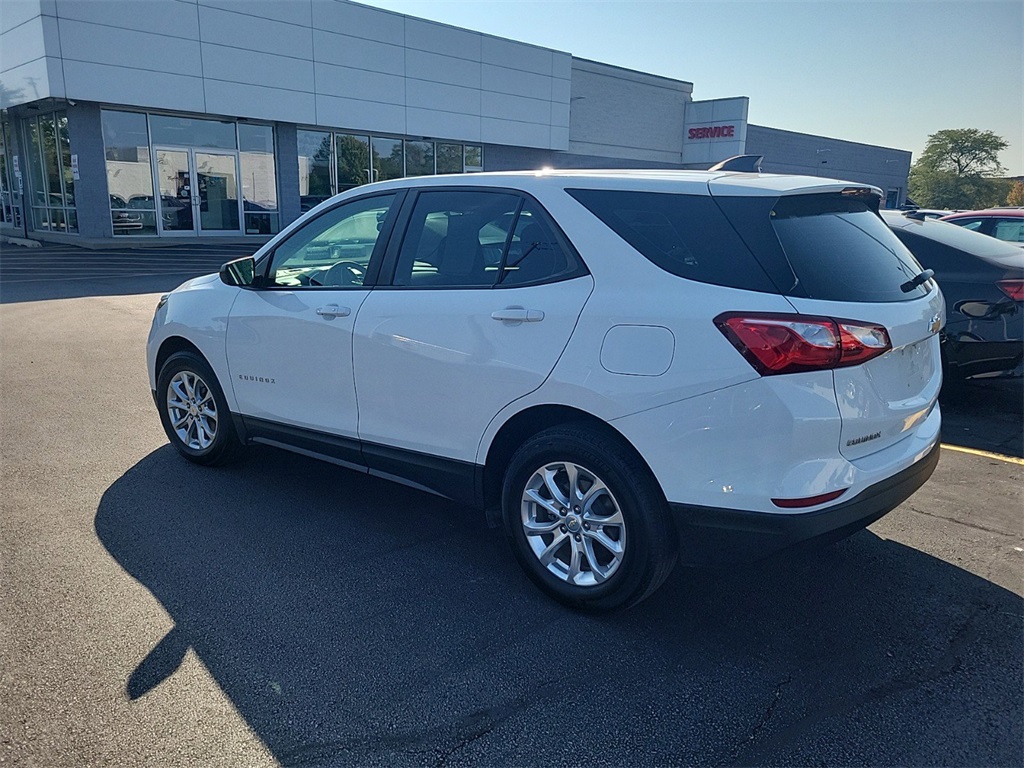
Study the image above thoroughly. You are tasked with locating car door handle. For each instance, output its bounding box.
[316,304,351,318]
[491,307,544,323]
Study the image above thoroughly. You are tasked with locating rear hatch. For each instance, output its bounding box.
[711,182,944,460]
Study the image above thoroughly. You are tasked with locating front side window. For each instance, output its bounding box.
[267,193,397,288]
[952,218,985,232]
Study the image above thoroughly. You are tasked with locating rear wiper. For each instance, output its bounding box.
[901,269,934,293]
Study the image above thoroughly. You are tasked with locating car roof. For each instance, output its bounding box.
[356,170,883,198]
[942,208,1024,219]
[882,210,1024,269]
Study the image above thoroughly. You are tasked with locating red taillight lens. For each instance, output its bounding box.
[997,279,1024,301]
[715,312,891,375]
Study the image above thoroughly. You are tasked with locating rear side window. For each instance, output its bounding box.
[567,189,778,292]
[769,195,929,302]
[993,219,1024,243]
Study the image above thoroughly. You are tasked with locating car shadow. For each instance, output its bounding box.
[940,377,1023,456]
[95,446,1023,766]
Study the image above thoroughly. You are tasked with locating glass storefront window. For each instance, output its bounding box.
[336,133,370,192]
[240,123,279,234]
[102,110,156,236]
[436,143,463,174]
[25,111,77,233]
[298,129,332,211]
[58,116,74,205]
[295,127,482,209]
[150,115,236,149]
[405,140,435,176]
[0,120,19,228]
[372,137,403,182]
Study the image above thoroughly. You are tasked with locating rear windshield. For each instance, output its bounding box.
[768,195,929,302]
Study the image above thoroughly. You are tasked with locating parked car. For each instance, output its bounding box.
[148,171,943,610]
[940,208,1024,247]
[882,210,1023,382]
[900,208,954,220]
[109,195,143,233]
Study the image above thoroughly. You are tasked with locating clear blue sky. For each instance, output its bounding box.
[359,0,1023,175]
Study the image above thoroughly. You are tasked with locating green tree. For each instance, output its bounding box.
[1006,180,1024,206]
[909,129,1009,209]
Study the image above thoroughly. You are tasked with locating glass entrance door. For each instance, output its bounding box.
[155,148,195,234]
[154,147,242,236]
[195,151,240,233]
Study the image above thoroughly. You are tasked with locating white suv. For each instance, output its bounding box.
[148,170,943,610]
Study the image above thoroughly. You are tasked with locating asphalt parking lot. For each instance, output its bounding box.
[1,242,1021,766]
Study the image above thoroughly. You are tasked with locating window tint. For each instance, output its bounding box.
[268,194,396,288]
[567,189,778,292]
[890,229,999,276]
[497,201,581,287]
[993,219,1024,243]
[953,218,985,232]
[393,191,520,287]
[770,195,928,302]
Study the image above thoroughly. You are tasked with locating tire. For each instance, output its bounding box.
[501,424,678,612]
[157,351,244,466]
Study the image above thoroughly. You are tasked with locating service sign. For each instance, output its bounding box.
[687,125,736,140]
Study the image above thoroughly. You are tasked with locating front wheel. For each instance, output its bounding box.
[157,351,243,466]
[501,425,678,611]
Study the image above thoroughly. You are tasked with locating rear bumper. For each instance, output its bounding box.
[670,439,941,566]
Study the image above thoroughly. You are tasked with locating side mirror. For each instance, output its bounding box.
[220,256,256,287]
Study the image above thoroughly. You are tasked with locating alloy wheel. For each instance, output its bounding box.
[520,461,626,587]
[166,370,218,451]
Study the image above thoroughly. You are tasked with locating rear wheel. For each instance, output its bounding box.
[157,351,243,466]
[501,425,678,611]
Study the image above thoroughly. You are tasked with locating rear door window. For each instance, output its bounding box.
[993,219,1024,243]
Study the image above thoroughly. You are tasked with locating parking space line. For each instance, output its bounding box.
[941,444,1024,465]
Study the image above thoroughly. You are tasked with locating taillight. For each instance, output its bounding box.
[997,279,1024,301]
[714,312,891,375]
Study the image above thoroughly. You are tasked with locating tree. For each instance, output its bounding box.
[1007,180,1024,206]
[909,129,1009,209]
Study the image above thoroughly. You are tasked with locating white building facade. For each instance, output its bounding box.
[0,0,912,243]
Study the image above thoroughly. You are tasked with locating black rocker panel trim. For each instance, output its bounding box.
[240,415,482,507]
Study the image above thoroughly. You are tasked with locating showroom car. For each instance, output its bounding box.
[148,170,943,610]
[883,210,1023,382]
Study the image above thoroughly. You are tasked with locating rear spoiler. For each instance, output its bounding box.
[708,155,764,173]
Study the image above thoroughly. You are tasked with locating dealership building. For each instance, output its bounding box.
[0,0,912,244]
